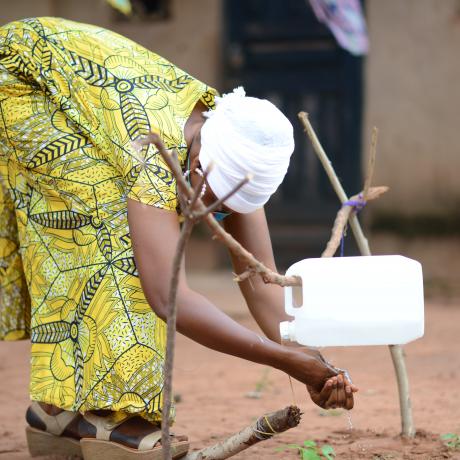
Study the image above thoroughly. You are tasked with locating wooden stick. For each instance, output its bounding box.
[298,112,415,437]
[161,218,194,458]
[183,406,302,460]
[389,345,415,438]
[196,174,252,218]
[204,214,301,286]
[363,127,378,200]
[298,112,371,256]
[133,136,200,459]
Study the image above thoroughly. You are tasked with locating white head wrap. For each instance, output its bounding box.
[199,87,294,214]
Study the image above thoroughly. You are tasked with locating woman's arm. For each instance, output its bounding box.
[127,199,355,408]
[223,208,290,342]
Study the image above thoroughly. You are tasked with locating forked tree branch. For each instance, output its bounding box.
[129,100,409,460]
[132,113,400,460]
[132,135,303,459]
[298,111,415,438]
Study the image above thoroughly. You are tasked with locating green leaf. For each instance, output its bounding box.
[321,444,336,459]
[303,440,317,448]
[441,433,456,440]
[302,448,322,460]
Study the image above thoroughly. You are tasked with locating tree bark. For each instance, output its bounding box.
[183,406,302,460]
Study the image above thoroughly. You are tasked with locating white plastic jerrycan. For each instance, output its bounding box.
[280,255,424,347]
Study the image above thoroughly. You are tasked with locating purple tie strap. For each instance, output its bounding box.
[342,194,367,212]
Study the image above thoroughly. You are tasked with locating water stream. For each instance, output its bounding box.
[346,411,354,431]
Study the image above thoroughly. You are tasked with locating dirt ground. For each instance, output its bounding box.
[1,271,459,460]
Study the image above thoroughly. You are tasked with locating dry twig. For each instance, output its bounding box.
[363,127,378,200]
[298,111,415,437]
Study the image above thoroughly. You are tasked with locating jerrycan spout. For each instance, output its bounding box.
[279,320,295,342]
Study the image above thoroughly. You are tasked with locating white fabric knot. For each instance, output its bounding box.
[199,87,294,213]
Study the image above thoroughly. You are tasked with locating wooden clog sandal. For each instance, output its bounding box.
[80,413,189,460]
[26,401,83,458]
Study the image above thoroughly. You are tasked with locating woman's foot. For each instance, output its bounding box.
[26,403,189,458]
[26,403,82,458]
[79,412,189,459]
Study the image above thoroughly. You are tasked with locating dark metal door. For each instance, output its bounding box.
[223,0,363,266]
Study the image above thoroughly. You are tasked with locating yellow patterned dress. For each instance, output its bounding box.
[0,17,216,421]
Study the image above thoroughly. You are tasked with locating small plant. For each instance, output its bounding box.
[441,433,460,450]
[245,367,271,399]
[276,439,335,459]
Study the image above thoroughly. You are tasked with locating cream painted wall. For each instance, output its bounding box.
[1,0,223,88]
[364,0,460,217]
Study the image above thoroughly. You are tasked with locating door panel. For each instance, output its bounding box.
[223,0,363,265]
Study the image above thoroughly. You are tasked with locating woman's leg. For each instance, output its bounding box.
[0,161,30,341]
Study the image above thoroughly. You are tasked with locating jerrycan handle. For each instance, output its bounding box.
[284,283,303,317]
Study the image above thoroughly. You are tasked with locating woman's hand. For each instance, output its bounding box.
[307,373,358,410]
[282,347,358,410]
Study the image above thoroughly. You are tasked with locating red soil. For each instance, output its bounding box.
[1,272,459,459]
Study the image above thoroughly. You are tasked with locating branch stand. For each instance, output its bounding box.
[134,108,415,460]
[298,112,415,438]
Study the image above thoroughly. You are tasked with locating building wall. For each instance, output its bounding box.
[1,0,223,88]
[2,1,458,282]
[3,0,458,219]
[364,0,460,218]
